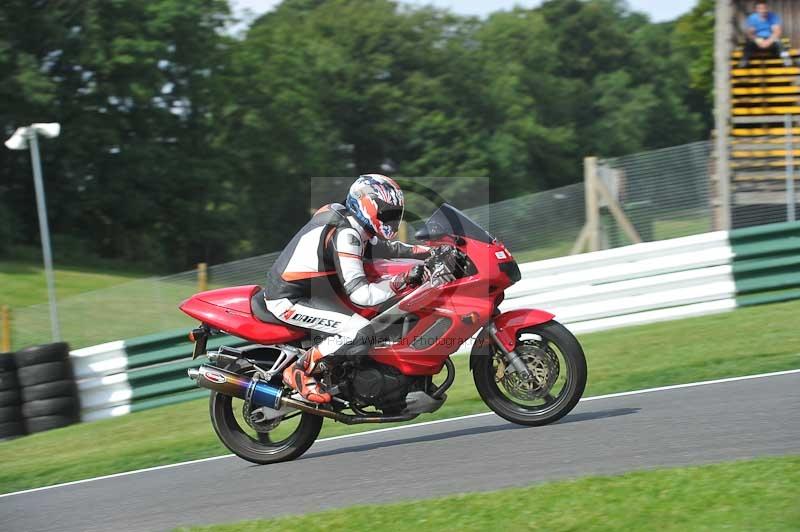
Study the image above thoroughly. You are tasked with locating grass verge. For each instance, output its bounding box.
[176,455,800,532]
[0,299,798,495]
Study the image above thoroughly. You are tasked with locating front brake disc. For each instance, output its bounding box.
[498,342,559,401]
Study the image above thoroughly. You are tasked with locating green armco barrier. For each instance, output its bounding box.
[130,389,210,413]
[731,221,800,306]
[123,328,248,412]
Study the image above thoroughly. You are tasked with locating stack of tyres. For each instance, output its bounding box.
[0,353,26,439]
[15,343,81,433]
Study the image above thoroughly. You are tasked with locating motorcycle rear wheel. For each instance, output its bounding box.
[474,320,586,427]
[208,361,323,464]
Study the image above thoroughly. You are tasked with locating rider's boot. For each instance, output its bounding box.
[282,346,332,404]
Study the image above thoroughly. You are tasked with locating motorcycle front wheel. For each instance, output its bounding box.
[209,361,322,464]
[473,320,587,427]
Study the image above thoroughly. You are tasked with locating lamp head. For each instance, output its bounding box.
[31,123,61,139]
[4,128,29,150]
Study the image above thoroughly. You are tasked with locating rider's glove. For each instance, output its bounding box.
[406,264,428,286]
[390,264,428,294]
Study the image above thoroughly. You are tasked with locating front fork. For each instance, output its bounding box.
[485,322,532,380]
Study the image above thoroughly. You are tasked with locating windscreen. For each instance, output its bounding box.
[426,203,495,244]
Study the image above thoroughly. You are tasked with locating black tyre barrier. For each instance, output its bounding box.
[25,415,74,434]
[0,353,26,439]
[17,361,73,387]
[0,388,21,407]
[0,353,15,372]
[14,342,70,368]
[22,396,80,419]
[21,379,77,403]
[0,405,23,423]
[0,370,19,391]
[0,421,26,440]
[14,343,81,434]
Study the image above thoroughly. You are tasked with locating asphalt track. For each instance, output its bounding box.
[2,370,799,532]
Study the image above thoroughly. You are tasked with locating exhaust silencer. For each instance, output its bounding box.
[188,365,283,409]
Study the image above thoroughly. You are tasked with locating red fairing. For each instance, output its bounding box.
[179,285,304,344]
[490,308,556,351]
[368,236,515,375]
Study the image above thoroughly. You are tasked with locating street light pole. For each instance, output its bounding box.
[5,123,62,342]
[27,130,61,341]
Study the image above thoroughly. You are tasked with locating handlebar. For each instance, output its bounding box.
[424,244,469,286]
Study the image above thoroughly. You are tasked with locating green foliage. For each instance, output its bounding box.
[674,0,715,105]
[0,0,710,269]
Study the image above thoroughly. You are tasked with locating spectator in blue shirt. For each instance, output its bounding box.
[740,1,793,67]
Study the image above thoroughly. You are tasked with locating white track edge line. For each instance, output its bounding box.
[1,367,798,500]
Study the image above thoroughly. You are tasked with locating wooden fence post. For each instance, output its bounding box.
[1,305,10,352]
[197,263,208,292]
[572,156,600,254]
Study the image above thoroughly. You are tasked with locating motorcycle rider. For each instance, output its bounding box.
[264,174,430,403]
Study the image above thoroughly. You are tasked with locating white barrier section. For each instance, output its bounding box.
[502,231,736,332]
[70,340,132,421]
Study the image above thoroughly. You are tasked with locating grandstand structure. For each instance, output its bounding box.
[716,1,800,229]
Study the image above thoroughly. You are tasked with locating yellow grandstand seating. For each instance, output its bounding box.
[732,75,799,84]
[731,149,800,157]
[731,67,800,76]
[729,40,800,192]
[732,96,800,104]
[734,106,800,115]
[732,127,800,136]
[733,86,800,95]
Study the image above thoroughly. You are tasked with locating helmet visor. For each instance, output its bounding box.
[377,203,404,234]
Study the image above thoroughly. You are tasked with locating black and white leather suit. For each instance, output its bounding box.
[264,203,427,359]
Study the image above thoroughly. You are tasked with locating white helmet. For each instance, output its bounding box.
[345,174,405,240]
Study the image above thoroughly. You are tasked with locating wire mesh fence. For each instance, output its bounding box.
[8,140,799,350]
[596,141,715,248]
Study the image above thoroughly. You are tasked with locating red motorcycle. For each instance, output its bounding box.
[181,204,587,464]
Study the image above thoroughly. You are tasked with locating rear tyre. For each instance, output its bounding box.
[474,320,587,427]
[208,360,323,465]
[210,392,323,465]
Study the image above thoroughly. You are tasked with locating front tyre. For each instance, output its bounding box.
[474,320,586,426]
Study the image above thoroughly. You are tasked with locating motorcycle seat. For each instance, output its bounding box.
[250,288,288,325]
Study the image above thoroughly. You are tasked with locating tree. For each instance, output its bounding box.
[673,0,714,128]
[1,0,239,268]
[0,0,712,269]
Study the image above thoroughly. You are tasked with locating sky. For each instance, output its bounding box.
[231,0,697,24]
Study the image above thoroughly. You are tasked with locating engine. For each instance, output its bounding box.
[348,363,414,410]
